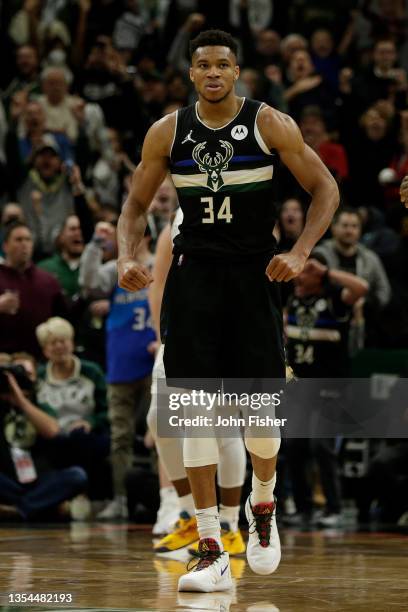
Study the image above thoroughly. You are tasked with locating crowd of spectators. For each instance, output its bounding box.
[0,0,407,528]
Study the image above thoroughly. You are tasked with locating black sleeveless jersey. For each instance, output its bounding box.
[169,98,278,260]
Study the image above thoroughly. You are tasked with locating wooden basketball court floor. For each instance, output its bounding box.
[0,523,407,612]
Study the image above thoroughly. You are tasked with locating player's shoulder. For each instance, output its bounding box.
[257,104,302,152]
[153,111,177,131]
[258,104,298,132]
[144,112,178,155]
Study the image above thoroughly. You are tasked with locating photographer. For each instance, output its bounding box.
[0,353,87,521]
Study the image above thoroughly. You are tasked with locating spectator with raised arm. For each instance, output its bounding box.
[15,135,89,259]
[38,67,83,144]
[283,49,337,125]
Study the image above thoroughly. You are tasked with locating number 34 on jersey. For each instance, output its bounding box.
[201,196,232,224]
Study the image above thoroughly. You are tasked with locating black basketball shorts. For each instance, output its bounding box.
[161,253,285,388]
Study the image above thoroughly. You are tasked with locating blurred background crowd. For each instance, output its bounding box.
[0,0,407,531]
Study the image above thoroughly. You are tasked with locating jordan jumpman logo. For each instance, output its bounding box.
[182,130,196,144]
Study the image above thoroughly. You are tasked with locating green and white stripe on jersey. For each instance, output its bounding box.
[171,164,274,197]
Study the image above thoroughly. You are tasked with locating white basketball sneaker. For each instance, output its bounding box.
[178,538,233,593]
[96,496,128,520]
[245,495,281,575]
[152,487,180,535]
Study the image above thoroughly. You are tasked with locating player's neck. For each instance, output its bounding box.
[197,94,243,129]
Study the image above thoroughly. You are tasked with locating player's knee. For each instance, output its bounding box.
[244,436,281,459]
[183,437,219,468]
[217,436,246,487]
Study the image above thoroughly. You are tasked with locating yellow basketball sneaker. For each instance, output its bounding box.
[154,512,199,554]
[188,523,246,557]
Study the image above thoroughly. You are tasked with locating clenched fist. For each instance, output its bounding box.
[118,257,153,291]
[266,251,307,282]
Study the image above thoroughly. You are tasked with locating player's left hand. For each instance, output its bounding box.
[266,251,307,282]
[400,174,408,207]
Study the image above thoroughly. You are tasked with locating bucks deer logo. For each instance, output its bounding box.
[296,304,319,340]
[192,140,234,192]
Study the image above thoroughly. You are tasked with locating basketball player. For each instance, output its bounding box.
[147,207,247,558]
[117,30,339,592]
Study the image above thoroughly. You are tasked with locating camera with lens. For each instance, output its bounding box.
[0,364,34,394]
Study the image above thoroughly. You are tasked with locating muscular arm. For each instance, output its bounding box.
[258,107,339,281]
[117,114,175,290]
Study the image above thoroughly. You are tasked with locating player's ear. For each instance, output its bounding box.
[234,65,240,81]
[189,66,194,83]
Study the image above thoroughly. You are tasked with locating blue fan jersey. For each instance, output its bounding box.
[106,285,156,383]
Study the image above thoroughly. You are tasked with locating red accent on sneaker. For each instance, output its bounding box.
[194,538,222,571]
[253,502,274,515]
[251,502,275,548]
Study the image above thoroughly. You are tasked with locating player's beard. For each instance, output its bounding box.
[200,85,233,104]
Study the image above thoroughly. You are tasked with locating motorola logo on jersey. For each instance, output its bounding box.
[231,125,248,140]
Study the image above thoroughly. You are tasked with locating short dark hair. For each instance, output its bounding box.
[332,206,361,225]
[3,221,31,242]
[189,30,238,59]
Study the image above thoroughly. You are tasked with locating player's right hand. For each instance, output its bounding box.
[266,251,307,282]
[117,258,153,291]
